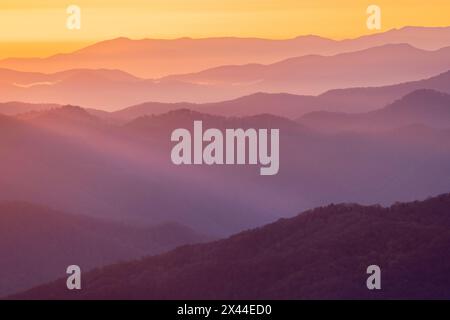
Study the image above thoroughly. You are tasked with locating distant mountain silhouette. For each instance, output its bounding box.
[113,101,200,121]
[0,68,140,86]
[114,93,317,121]
[0,67,221,108]
[163,44,450,96]
[1,26,449,78]
[320,70,450,113]
[0,202,210,297]
[107,70,450,121]
[2,69,450,120]
[0,101,119,124]
[18,105,106,137]
[2,107,450,239]
[19,105,99,124]
[1,45,450,108]
[299,89,450,132]
[11,193,450,299]
[0,111,295,236]
[0,101,61,116]
[123,108,301,135]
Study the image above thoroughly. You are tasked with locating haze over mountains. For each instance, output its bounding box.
[12,193,450,300]
[0,30,448,229]
[1,69,450,121]
[2,98,450,239]
[0,109,290,236]
[107,70,450,121]
[0,101,61,116]
[0,71,450,123]
[1,26,449,78]
[2,24,450,299]
[0,202,209,297]
[299,89,450,132]
[163,44,450,95]
[1,44,450,108]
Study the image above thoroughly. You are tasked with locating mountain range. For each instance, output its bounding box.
[11,192,450,299]
[1,100,450,239]
[1,45,449,108]
[1,68,449,120]
[109,70,450,121]
[2,25,450,300]
[299,89,450,132]
[0,109,290,236]
[0,202,209,297]
[1,26,449,78]
[162,44,450,95]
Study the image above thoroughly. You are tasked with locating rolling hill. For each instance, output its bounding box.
[0,202,210,297]
[11,193,450,299]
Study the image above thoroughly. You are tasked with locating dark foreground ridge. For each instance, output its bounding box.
[10,193,450,300]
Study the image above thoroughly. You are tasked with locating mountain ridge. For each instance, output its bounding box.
[1,44,449,108]
[0,201,211,297]
[299,89,450,132]
[110,70,450,120]
[2,26,450,78]
[10,192,450,300]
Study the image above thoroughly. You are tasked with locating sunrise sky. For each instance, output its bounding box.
[1,0,450,58]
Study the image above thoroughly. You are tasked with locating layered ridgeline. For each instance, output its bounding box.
[11,193,450,299]
[2,70,450,121]
[111,70,450,121]
[299,89,450,132]
[1,100,450,237]
[0,202,210,297]
[1,45,450,108]
[1,26,450,78]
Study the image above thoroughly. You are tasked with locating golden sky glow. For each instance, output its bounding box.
[1,0,450,58]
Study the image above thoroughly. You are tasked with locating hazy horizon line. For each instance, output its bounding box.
[1,25,449,60]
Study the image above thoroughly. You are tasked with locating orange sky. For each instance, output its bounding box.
[1,0,450,58]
